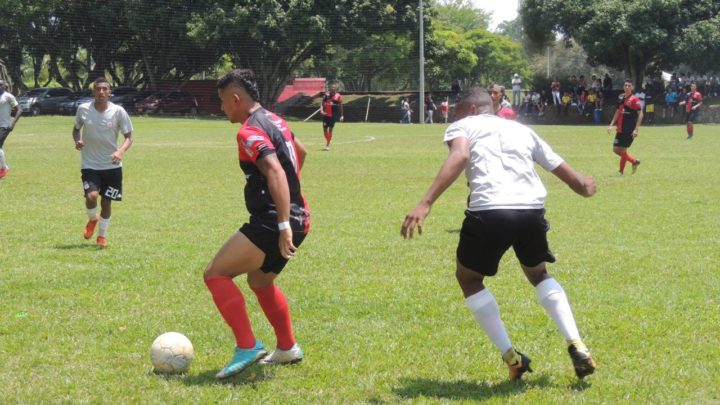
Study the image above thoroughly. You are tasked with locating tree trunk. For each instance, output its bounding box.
[49,55,70,88]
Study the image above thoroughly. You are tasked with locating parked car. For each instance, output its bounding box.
[111,90,153,113]
[17,87,74,115]
[135,91,199,115]
[58,91,93,115]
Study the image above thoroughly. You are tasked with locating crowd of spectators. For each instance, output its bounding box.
[513,72,717,124]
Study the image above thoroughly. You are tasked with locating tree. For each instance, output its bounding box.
[188,0,420,106]
[433,0,490,32]
[465,29,530,87]
[125,0,218,89]
[521,0,720,88]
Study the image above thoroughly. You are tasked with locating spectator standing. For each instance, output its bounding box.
[551,78,561,106]
[451,79,462,101]
[511,74,522,108]
[400,97,411,123]
[424,93,436,124]
[603,73,613,98]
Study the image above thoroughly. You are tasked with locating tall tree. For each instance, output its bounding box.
[521,0,720,88]
[188,0,420,106]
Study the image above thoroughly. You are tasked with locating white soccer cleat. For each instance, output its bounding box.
[259,343,304,365]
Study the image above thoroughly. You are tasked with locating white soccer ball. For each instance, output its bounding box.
[150,332,194,373]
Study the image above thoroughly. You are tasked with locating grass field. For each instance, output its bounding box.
[1,116,719,404]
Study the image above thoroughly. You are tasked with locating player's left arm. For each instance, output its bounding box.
[633,109,643,137]
[9,101,21,131]
[257,154,296,259]
[293,135,307,171]
[401,136,469,239]
[692,95,703,110]
[338,96,344,122]
[111,132,133,165]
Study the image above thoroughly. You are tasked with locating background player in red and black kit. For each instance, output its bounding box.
[607,79,643,175]
[320,83,343,151]
[679,81,702,139]
[205,69,310,380]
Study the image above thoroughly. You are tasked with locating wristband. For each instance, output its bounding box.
[278,221,291,231]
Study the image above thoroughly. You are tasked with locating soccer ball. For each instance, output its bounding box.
[150,332,194,373]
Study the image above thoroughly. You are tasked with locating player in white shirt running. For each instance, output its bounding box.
[401,87,597,381]
[72,77,134,247]
[0,80,23,179]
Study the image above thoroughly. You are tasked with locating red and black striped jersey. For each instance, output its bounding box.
[322,92,342,117]
[615,95,642,133]
[236,108,309,223]
[685,91,702,113]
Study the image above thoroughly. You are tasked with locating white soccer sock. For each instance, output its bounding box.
[536,278,581,342]
[465,289,512,354]
[98,217,111,237]
[87,207,98,221]
[0,149,6,168]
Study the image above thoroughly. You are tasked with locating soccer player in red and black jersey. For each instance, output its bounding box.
[679,81,703,139]
[607,79,643,175]
[320,83,343,151]
[205,69,310,380]
[488,84,516,120]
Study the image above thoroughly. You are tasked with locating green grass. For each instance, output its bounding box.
[1,117,719,403]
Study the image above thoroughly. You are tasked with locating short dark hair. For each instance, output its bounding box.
[217,69,260,102]
[93,77,110,88]
[457,87,493,114]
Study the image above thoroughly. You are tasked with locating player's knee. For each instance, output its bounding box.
[522,264,549,286]
[85,191,99,201]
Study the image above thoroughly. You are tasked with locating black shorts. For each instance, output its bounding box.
[614,131,634,148]
[322,116,336,130]
[457,209,556,276]
[240,217,308,274]
[685,109,699,123]
[0,127,11,148]
[81,168,123,201]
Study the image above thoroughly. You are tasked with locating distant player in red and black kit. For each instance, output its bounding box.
[205,69,310,380]
[679,81,703,139]
[321,83,343,151]
[607,79,643,175]
[488,84,516,120]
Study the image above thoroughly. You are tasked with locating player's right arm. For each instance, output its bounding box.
[402,136,469,239]
[73,107,84,150]
[607,109,620,133]
[551,162,596,197]
[72,127,83,150]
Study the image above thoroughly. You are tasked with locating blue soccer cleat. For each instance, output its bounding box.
[215,341,267,380]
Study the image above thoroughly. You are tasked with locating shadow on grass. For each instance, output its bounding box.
[177,364,276,387]
[446,229,461,234]
[54,243,101,250]
[392,374,555,401]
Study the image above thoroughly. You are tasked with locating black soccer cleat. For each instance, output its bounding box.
[568,342,596,379]
[503,348,533,381]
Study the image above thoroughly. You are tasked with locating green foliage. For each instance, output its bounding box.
[1,118,720,402]
[433,0,490,32]
[521,0,720,88]
[464,30,530,87]
[189,0,420,105]
[426,3,530,91]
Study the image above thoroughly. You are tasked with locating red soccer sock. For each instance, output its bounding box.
[622,152,637,165]
[204,276,256,349]
[324,130,332,145]
[252,284,295,350]
[619,154,627,173]
[687,123,693,136]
